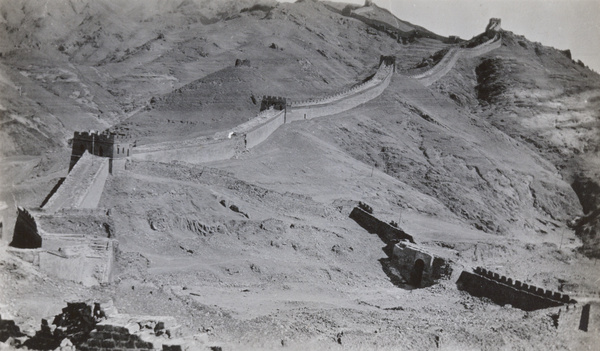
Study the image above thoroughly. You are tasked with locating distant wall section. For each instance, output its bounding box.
[408,36,501,86]
[287,61,394,122]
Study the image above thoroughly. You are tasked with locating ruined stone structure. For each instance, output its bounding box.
[485,18,502,33]
[9,208,117,286]
[70,131,131,173]
[0,314,24,343]
[10,150,117,286]
[7,300,195,351]
[392,241,452,287]
[456,267,574,311]
[349,206,414,244]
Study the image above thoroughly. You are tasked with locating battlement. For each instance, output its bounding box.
[73,130,130,142]
[457,267,575,311]
[260,96,287,112]
[473,267,573,303]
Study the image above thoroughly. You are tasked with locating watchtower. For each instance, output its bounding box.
[486,18,502,33]
[260,96,287,112]
[379,55,396,72]
[70,130,132,173]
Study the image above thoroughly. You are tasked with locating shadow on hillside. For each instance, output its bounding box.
[379,244,416,290]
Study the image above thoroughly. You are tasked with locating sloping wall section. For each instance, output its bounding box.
[42,151,109,213]
[409,36,501,86]
[349,206,415,244]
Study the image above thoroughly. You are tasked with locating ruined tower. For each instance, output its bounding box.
[70,131,131,173]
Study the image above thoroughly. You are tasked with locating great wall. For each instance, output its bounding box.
[8,17,595,349]
[9,16,507,292]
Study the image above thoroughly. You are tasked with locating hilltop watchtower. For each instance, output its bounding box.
[70,130,131,173]
[260,96,287,112]
[486,18,501,33]
[379,55,396,72]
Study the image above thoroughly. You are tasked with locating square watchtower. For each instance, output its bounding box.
[70,130,131,173]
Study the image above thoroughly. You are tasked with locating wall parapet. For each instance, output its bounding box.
[456,267,575,311]
[472,267,573,303]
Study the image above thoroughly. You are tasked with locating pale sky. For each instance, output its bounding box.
[279,0,600,72]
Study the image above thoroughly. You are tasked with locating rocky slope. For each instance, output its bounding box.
[1,0,599,350]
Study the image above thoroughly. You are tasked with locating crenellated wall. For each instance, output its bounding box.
[131,135,242,164]
[286,62,394,122]
[456,267,574,311]
[70,131,131,172]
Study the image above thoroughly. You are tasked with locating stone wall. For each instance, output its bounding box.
[131,137,241,164]
[245,110,286,149]
[43,152,109,213]
[349,207,414,244]
[408,36,501,86]
[456,267,574,311]
[9,208,117,286]
[461,36,502,58]
[286,63,393,122]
